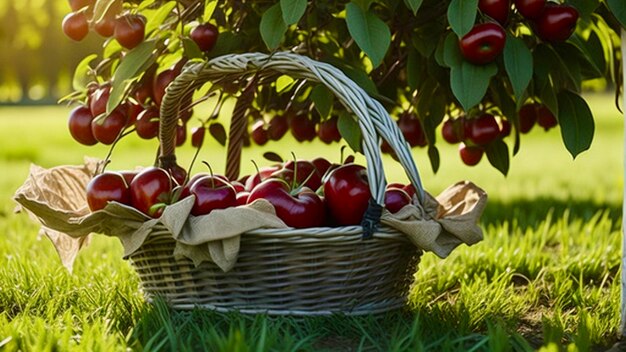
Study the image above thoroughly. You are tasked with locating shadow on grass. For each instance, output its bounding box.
[128,298,504,351]
[480,197,621,231]
[127,297,621,351]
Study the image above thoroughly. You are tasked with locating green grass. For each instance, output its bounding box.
[0,93,623,351]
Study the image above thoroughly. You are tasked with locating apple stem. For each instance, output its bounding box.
[184,135,204,184]
[250,159,263,182]
[208,91,225,121]
[101,125,133,174]
[339,145,347,164]
[290,152,298,189]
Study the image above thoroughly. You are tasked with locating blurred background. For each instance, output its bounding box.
[0,1,615,104]
[0,1,103,104]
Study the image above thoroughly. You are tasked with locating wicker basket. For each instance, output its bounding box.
[131,51,428,316]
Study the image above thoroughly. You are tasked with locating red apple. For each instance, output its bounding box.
[459,22,506,65]
[267,114,289,140]
[86,172,131,211]
[324,163,371,226]
[466,113,500,145]
[248,178,325,228]
[534,4,578,43]
[68,105,98,146]
[245,165,281,191]
[459,143,484,166]
[130,167,173,217]
[135,106,160,139]
[518,103,538,134]
[189,175,237,216]
[317,116,342,144]
[398,112,427,147]
[91,109,128,145]
[384,188,412,214]
[190,23,219,52]
[289,113,317,142]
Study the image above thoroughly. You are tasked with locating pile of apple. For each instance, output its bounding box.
[86,157,416,228]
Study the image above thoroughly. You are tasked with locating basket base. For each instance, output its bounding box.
[144,296,409,316]
[131,228,421,316]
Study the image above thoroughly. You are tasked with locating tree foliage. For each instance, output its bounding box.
[59,0,626,173]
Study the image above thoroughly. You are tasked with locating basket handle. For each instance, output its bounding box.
[158,52,426,235]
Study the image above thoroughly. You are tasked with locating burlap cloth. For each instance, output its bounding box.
[13,159,487,272]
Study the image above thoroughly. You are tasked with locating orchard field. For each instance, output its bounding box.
[0,92,623,350]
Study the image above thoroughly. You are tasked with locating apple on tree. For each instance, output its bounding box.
[459,22,506,65]
[190,23,219,52]
[478,0,510,25]
[114,14,146,50]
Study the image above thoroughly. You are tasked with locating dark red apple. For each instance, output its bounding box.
[247,178,326,228]
[86,172,131,211]
[384,188,412,214]
[130,167,173,217]
[324,163,371,226]
[189,175,237,216]
[68,105,98,146]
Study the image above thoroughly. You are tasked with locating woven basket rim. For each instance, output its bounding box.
[139,221,415,241]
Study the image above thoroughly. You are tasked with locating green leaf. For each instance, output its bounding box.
[489,80,519,154]
[137,0,157,11]
[263,152,284,163]
[310,84,334,119]
[552,44,582,91]
[411,21,443,57]
[537,77,559,117]
[280,0,307,25]
[608,0,626,29]
[182,37,204,60]
[442,32,462,68]
[145,1,177,35]
[208,31,241,58]
[427,145,440,174]
[447,0,478,37]
[345,3,391,68]
[434,37,447,67]
[557,90,594,159]
[209,123,227,146]
[406,48,423,91]
[534,44,580,92]
[352,0,373,10]
[107,40,157,114]
[583,31,606,75]
[569,33,605,78]
[275,75,295,93]
[260,4,288,50]
[203,0,218,22]
[450,61,497,111]
[416,79,444,132]
[404,0,423,14]
[92,0,121,23]
[72,54,98,91]
[485,139,510,176]
[504,35,533,103]
[337,113,363,153]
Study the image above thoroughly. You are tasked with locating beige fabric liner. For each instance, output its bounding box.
[13,159,487,272]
